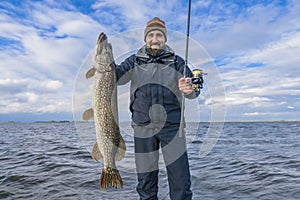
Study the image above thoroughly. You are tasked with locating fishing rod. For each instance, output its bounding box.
[179,0,192,137]
[184,0,192,78]
[179,0,205,137]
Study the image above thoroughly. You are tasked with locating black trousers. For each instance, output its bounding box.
[133,125,193,200]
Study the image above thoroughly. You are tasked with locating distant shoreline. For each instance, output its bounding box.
[1,120,300,123]
[0,120,73,123]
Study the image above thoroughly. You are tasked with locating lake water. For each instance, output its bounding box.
[0,122,299,199]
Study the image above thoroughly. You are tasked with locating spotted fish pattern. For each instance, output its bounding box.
[83,33,126,189]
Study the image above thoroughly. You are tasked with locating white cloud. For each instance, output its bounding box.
[196,1,300,121]
[243,112,262,116]
[40,80,63,91]
[0,0,299,121]
[195,1,300,56]
[16,92,39,104]
[0,78,63,93]
[0,1,107,117]
[92,0,149,22]
[0,77,69,114]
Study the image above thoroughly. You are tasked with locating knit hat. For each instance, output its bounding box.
[144,17,167,42]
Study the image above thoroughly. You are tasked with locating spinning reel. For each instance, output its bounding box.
[191,69,206,92]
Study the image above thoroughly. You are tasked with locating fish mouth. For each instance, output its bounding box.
[96,32,108,54]
[97,32,107,44]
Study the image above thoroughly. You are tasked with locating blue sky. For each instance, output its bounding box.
[0,0,300,122]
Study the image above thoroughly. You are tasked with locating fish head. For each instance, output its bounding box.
[95,33,114,72]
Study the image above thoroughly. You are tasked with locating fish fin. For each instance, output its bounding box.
[91,142,103,161]
[86,68,96,79]
[115,135,126,161]
[82,108,94,120]
[100,167,123,189]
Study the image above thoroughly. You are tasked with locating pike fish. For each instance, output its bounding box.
[83,32,126,189]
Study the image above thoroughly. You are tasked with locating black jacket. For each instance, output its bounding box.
[115,45,200,127]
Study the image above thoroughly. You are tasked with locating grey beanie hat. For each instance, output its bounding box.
[144,17,167,42]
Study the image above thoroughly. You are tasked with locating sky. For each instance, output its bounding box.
[0,0,300,122]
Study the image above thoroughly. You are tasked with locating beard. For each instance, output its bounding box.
[147,42,165,56]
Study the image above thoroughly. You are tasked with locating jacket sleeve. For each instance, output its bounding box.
[115,54,135,85]
[175,55,201,99]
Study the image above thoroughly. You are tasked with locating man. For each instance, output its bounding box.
[115,17,200,200]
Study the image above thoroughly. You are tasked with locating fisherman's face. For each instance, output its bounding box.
[145,30,166,50]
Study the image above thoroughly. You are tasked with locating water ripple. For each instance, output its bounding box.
[0,122,299,199]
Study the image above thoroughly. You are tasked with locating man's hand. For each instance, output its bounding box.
[178,77,193,95]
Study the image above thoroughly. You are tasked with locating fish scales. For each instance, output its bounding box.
[83,32,126,189]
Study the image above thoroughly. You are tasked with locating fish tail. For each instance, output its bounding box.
[100,167,123,189]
